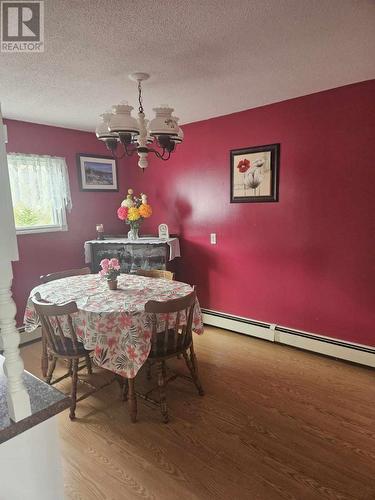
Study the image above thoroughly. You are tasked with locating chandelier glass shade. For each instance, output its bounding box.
[96,73,183,169]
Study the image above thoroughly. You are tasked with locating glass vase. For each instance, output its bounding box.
[128,227,139,240]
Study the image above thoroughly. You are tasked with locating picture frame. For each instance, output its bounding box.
[158,223,169,240]
[77,153,118,192]
[230,143,280,203]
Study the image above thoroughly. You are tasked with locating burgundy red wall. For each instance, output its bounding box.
[129,80,375,346]
[6,80,375,345]
[5,119,126,325]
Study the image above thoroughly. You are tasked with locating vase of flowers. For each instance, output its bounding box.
[99,258,121,290]
[117,188,153,239]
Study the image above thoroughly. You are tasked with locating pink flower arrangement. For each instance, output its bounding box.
[99,258,121,281]
[117,206,128,221]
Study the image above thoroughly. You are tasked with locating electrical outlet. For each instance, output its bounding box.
[210,233,217,244]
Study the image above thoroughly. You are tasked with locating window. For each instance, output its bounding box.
[7,154,72,234]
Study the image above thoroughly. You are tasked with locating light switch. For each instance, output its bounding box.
[210,233,217,245]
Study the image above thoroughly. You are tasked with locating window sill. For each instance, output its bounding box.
[16,225,68,235]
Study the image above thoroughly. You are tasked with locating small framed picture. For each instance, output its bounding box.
[77,154,118,192]
[158,223,169,240]
[230,143,280,203]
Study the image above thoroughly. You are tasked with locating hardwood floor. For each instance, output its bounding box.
[21,327,375,500]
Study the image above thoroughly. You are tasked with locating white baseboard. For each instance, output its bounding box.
[202,311,273,342]
[0,327,41,350]
[202,309,375,368]
[19,326,42,345]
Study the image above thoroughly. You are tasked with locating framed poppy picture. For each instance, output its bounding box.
[77,154,118,192]
[230,143,280,203]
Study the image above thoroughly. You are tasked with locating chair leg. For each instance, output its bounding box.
[190,344,204,396]
[69,358,79,420]
[122,378,129,401]
[85,354,93,375]
[146,360,152,380]
[183,348,204,396]
[67,359,73,376]
[45,356,57,384]
[128,378,137,423]
[157,361,169,423]
[41,334,49,378]
[114,374,124,392]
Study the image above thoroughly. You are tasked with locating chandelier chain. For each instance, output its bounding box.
[138,81,144,114]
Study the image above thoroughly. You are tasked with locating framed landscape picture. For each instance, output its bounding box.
[230,143,280,203]
[77,154,118,192]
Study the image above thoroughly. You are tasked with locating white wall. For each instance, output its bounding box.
[0,417,64,500]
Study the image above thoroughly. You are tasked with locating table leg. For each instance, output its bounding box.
[128,378,137,423]
[41,332,48,378]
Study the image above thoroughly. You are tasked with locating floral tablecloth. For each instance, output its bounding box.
[24,274,203,378]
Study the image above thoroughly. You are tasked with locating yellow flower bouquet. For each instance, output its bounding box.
[117,188,152,239]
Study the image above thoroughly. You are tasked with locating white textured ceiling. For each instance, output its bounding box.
[1,0,374,131]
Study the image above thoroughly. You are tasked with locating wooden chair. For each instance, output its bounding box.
[32,295,94,420]
[136,269,175,281]
[40,266,91,284]
[137,269,177,373]
[39,267,91,377]
[123,291,204,423]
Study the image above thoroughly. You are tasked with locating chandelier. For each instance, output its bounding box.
[96,73,183,169]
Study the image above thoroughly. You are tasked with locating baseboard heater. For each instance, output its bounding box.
[0,326,42,351]
[201,309,375,368]
[19,326,42,345]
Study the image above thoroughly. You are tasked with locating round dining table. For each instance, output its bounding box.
[24,274,204,378]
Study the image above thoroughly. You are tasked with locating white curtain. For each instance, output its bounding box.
[7,154,72,220]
